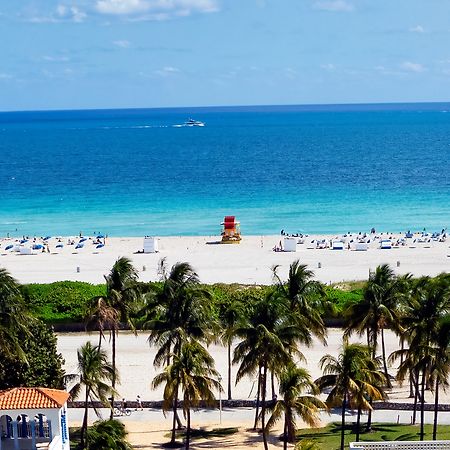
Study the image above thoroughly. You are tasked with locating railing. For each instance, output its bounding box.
[350,441,450,449]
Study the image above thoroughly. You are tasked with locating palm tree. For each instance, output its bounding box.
[142,261,214,438]
[265,363,326,450]
[272,261,327,344]
[152,340,221,450]
[234,296,302,450]
[0,268,30,360]
[315,343,385,450]
[219,298,246,400]
[345,264,405,387]
[430,314,450,440]
[86,257,139,419]
[85,297,119,348]
[71,341,116,448]
[395,275,450,440]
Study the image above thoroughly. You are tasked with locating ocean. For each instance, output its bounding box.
[0,103,449,237]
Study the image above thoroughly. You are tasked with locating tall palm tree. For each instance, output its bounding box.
[315,343,385,450]
[152,340,221,450]
[265,363,326,450]
[142,261,214,437]
[71,341,116,448]
[234,296,302,450]
[395,274,450,440]
[430,314,450,440]
[272,261,327,344]
[85,297,119,348]
[219,298,245,400]
[0,268,30,360]
[345,264,405,387]
[87,257,139,419]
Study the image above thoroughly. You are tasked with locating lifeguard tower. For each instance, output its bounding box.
[221,216,242,244]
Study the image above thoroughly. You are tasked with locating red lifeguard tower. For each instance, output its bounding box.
[221,216,242,244]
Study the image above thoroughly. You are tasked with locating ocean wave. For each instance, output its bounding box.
[1,221,28,225]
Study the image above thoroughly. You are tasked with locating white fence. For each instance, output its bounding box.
[350,441,450,449]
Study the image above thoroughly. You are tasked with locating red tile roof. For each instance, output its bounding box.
[0,388,70,410]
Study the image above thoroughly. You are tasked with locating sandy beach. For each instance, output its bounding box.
[2,232,449,447]
[1,233,449,285]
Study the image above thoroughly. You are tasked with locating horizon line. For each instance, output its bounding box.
[1,100,450,115]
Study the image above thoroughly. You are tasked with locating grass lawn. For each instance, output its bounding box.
[296,422,450,449]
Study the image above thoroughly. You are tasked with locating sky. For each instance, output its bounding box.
[1,0,450,111]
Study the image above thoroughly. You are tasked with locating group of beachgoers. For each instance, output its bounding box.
[0,233,108,255]
[274,228,448,252]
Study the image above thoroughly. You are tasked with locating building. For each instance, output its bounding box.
[0,387,70,450]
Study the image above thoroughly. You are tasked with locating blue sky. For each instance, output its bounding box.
[1,0,450,111]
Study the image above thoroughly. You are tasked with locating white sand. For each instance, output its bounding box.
[1,234,449,285]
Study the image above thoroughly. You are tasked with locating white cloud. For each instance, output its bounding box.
[96,0,149,15]
[400,61,426,73]
[56,5,86,22]
[283,68,297,79]
[313,0,353,12]
[95,0,219,19]
[29,4,87,23]
[43,55,71,62]
[154,66,180,76]
[409,25,424,33]
[113,40,131,48]
[321,63,336,71]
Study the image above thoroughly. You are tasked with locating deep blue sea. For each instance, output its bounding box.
[0,103,449,237]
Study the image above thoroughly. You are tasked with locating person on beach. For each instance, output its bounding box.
[121,398,127,414]
[136,395,143,411]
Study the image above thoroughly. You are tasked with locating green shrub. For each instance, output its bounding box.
[20,281,105,323]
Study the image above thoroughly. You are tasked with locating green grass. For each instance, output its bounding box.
[296,422,450,450]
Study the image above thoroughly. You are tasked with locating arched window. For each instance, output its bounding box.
[0,415,13,439]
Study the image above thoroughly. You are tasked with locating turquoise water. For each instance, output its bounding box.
[0,104,449,237]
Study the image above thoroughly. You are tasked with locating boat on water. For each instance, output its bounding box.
[183,118,205,127]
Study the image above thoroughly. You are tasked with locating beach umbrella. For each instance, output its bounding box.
[56,244,64,248]
[79,238,87,243]
[96,244,104,249]
[20,239,28,244]
[33,244,43,250]
[5,244,13,250]
[75,243,84,249]
[44,236,51,240]
[97,234,104,238]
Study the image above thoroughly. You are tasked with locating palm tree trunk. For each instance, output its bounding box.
[271,370,275,401]
[366,397,373,432]
[420,367,426,440]
[110,330,116,420]
[186,406,191,450]
[381,328,391,387]
[283,416,288,450]
[253,365,262,430]
[433,378,439,440]
[409,373,414,398]
[261,362,269,450]
[171,382,179,444]
[81,388,89,448]
[412,371,419,425]
[227,341,232,400]
[356,406,361,441]
[400,338,404,366]
[340,391,347,450]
